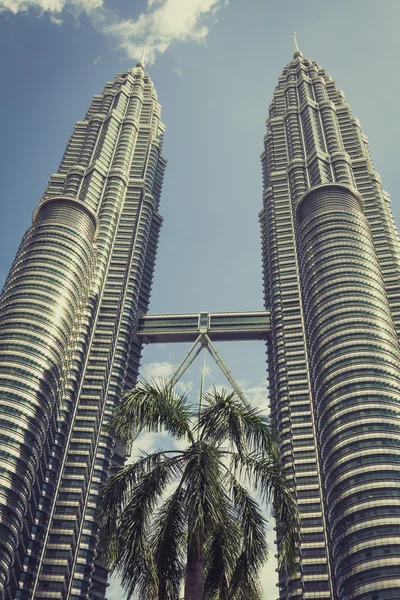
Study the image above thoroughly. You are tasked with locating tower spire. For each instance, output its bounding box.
[293,31,299,53]
[136,41,147,69]
[140,42,147,65]
[292,31,302,58]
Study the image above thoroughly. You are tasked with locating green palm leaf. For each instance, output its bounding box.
[225,473,267,599]
[199,388,278,460]
[230,452,300,573]
[116,456,180,599]
[97,451,181,563]
[230,476,268,569]
[108,379,195,446]
[182,443,232,600]
[203,503,241,600]
[183,443,228,538]
[97,452,185,599]
[228,555,264,600]
[149,485,187,600]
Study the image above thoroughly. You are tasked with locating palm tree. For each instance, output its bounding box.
[97,379,300,600]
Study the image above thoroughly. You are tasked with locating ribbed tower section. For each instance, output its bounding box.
[260,51,400,600]
[0,61,166,600]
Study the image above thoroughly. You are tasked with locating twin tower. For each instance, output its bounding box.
[0,48,400,600]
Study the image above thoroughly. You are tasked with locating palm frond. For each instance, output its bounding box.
[222,472,267,600]
[228,554,264,600]
[203,502,241,600]
[182,442,234,600]
[97,451,185,599]
[149,485,187,600]
[116,455,182,599]
[230,452,300,574]
[199,388,278,460]
[108,378,195,446]
[183,442,228,541]
[229,474,268,569]
[96,451,181,564]
[273,474,301,575]
[199,389,246,455]
[119,542,158,600]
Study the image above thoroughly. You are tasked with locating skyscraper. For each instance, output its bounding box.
[0,57,166,600]
[260,46,400,599]
[2,40,400,600]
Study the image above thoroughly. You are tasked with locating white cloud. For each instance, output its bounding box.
[49,13,62,24]
[203,363,213,377]
[140,359,193,395]
[97,0,228,64]
[0,0,102,15]
[141,359,176,380]
[240,379,269,411]
[0,0,229,64]
[205,378,269,412]
[128,429,173,462]
[107,575,126,600]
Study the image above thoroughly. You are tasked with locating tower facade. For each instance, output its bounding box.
[0,61,166,600]
[260,50,400,599]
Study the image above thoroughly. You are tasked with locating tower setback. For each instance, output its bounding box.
[0,61,166,600]
[260,50,400,599]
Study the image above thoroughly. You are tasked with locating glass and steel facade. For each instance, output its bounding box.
[0,61,166,600]
[260,51,400,599]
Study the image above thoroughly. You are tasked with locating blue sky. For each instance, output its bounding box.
[1,0,400,597]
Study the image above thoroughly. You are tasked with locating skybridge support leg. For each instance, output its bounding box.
[204,334,248,405]
[167,333,248,404]
[169,335,202,387]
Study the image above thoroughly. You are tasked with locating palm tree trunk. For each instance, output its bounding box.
[184,532,203,600]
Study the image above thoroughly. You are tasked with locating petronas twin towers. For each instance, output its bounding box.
[1,45,400,600]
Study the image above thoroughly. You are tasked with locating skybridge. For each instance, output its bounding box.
[136,310,271,344]
[136,311,271,403]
